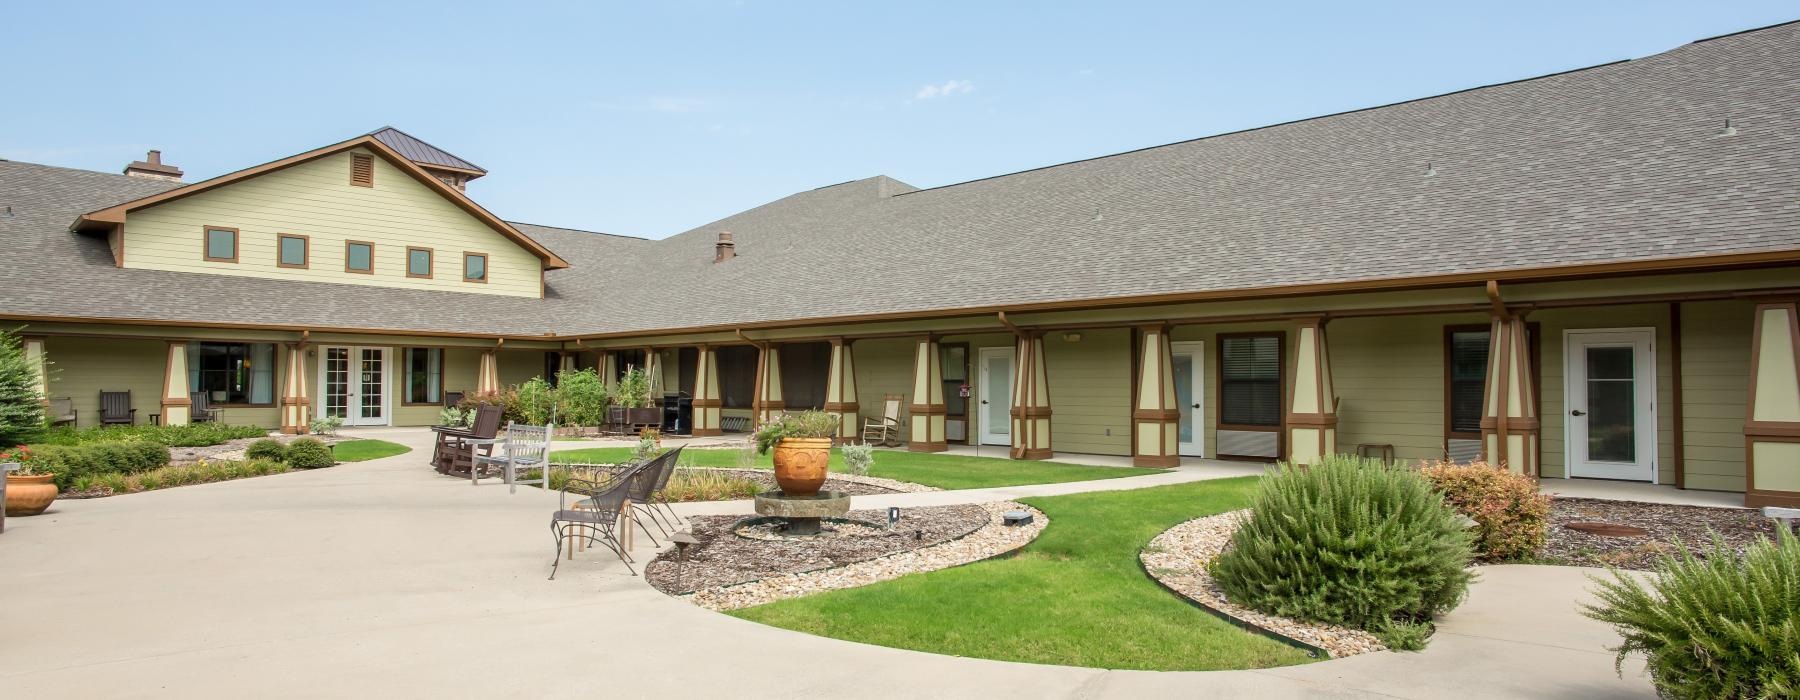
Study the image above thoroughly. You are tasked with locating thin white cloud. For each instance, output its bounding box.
[914,79,975,100]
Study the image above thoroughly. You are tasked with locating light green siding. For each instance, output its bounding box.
[1537,304,1676,482]
[850,338,915,439]
[1330,313,1487,463]
[122,147,542,298]
[1041,329,1131,456]
[42,337,168,428]
[1679,300,1752,492]
[498,349,548,389]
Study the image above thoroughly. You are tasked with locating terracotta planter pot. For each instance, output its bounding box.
[772,437,832,497]
[5,473,59,517]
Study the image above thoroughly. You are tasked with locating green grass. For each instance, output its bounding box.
[330,439,411,462]
[547,447,1168,490]
[729,478,1314,670]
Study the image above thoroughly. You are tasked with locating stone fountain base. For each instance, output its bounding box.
[752,490,852,535]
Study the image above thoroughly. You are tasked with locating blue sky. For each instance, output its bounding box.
[3,2,1794,238]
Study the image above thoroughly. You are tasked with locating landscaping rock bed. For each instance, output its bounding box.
[170,432,339,465]
[1539,497,1779,570]
[1141,511,1386,659]
[657,501,1047,610]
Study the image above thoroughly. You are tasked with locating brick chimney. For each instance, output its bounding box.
[714,231,736,263]
[123,150,183,182]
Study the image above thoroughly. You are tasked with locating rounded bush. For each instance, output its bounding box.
[1587,531,1800,698]
[1209,456,1475,631]
[1419,460,1551,560]
[284,438,336,469]
[245,438,288,462]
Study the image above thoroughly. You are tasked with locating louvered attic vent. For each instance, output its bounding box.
[350,153,374,187]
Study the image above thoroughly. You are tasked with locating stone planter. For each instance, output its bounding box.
[5,473,59,516]
[771,437,832,497]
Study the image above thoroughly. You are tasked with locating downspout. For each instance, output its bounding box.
[996,311,1023,336]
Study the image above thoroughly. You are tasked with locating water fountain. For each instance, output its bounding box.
[750,435,850,535]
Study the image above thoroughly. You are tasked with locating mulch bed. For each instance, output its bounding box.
[645,504,989,594]
[1539,497,1782,570]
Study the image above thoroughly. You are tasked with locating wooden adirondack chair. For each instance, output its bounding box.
[98,391,136,426]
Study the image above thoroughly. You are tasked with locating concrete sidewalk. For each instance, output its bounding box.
[0,428,1653,698]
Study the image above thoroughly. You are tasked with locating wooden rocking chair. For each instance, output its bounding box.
[861,394,904,447]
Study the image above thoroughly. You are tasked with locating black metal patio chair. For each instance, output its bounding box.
[549,461,655,579]
[625,447,685,546]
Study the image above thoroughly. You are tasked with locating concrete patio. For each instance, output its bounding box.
[0,428,1657,698]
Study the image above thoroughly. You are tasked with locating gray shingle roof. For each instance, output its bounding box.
[4,21,1799,338]
[368,127,486,174]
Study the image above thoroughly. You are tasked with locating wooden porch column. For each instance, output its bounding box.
[643,347,663,399]
[559,351,578,376]
[690,345,723,436]
[22,337,48,403]
[1133,325,1180,467]
[1746,299,1800,507]
[161,341,192,426]
[1285,317,1338,464]
[751,344,784,425]
[476,348,501,394]
[908,336,948,452]
[280,343,311,434]
[600,352,619,391]
[824,338,861,441]
[1480,314,1540,475]
[1010,331,1053,460]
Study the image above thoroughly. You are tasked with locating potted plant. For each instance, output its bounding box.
[753,410,838,497]
[2,446,58,516]
[615,366,659,429]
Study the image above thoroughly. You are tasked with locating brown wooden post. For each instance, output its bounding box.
[690,345,723,436]
[280,343,311,434]
[1745,298,1800,507]
[1480,313,1540,475]
[1010,331,1053,460]
[1284,316,1338,464]
[1132,325,1180,467]
[824,338,861,441]
[908,336,948,452]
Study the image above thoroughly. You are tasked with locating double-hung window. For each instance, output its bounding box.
[1219,334,1283,428]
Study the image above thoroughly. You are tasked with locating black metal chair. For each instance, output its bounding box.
[98,391,135,426]
[550,462,655,579]
[624,447,685,546]
[639,447,688,535]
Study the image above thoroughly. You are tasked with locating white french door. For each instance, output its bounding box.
[977,347,1013,447]
[319,346,391,426]
[1171,341,1207,457]
[1563,329,1656,481]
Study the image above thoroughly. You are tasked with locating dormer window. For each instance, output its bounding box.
[406,247,433,279]
[277,233,309,269]
[203,226,238,263]
[463,252,487,283]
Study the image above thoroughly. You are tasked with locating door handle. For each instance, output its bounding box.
[1192,403,1201,409]
[1570,409,1586,417]
[980,400,989,405]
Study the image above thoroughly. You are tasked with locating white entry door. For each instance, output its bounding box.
[319,346,391,426]
[977,347,1014,447]
[1564,329,1656,481]
[1171,341,1206,457]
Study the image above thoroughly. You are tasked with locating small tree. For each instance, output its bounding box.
[0,328,47,446]
[516,377,556,425]
[616,366,653,408]
[555,368,609,427]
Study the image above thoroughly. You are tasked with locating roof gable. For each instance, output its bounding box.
[72,135,567,269]
[368,126,486,175]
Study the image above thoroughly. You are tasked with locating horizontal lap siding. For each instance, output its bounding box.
[1680,300,1751,492]
[123,148,541,297]
[498,349,547,389]
[1330,314,1484,464]
[850,338,915,440]
[1043,329,1130,456]
[1537,305,1675,482]
[43,337,168,428]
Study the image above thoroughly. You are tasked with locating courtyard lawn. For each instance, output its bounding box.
[729,478,1315,671]
[546,447,1167,490]
[331,439,411,462]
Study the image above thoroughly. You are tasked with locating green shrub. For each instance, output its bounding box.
[309,415,344,436]
[0,328,46,447]
[32,423,266,447]
[555,368,609,427]
[517,376,556,425]
[284,438,335,469]
[1585,530,1800,699]
[841,442,875,476]
[1209,456,1475,633]
[458,388,525,425]
[245,438,287,462]
[30,441,173,488]
[1420,460,1551,561]
[616,366,653,408]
